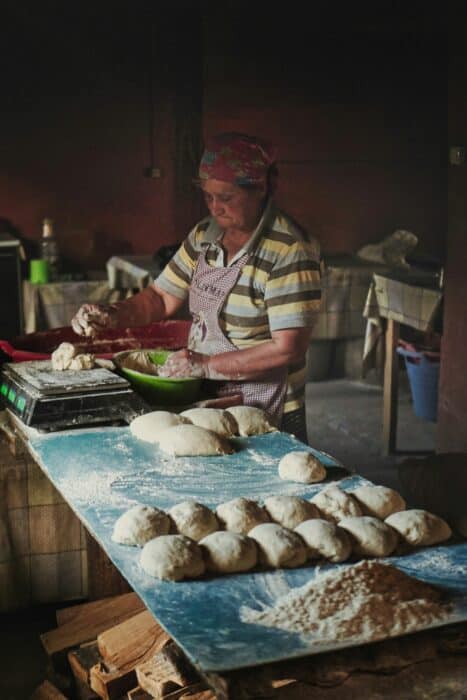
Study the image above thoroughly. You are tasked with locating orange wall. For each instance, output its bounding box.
[0,5,204,269]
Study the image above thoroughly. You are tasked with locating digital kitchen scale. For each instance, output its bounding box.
[0,360,150,431]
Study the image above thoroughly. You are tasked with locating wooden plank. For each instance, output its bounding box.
[127,688,153,700]
[68,642,103,686]
[382,318,400,455]
[97,610,171,670]
[57,592,144,627]
[90,662,138,700]
[41,592,145,658]
[136,642,205,699]
[30,680,68,699]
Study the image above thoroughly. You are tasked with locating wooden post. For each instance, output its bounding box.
[382,318,400,455]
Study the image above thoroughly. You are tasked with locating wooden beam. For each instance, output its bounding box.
[97,610,171,670]
[30,680,68,700]
[382,318,400,455]
[41,592,145,659]
[56,592,144,627]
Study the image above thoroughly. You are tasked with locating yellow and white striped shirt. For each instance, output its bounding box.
[156,199,321,414]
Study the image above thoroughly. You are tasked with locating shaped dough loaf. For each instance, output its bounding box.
[140,535,205,581]
[339,515,399,557]
[264,495,320,529]
[385,509,452,547]
[294,519,352,562]
[216,497,270,534]
[310,484,362,523]
[158,424,233,457]
[180,408,238,437]
[351,485,406,519]
[112,504,170,546]
[249,522,307,568]
[278,451,327,484]
[130,411,191,444]
[200,531,258,574]
[169,500,219,541]
[225,406,277,436]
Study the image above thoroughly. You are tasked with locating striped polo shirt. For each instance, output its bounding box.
[155,199,321,414]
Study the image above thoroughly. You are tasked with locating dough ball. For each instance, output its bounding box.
[310,485,362,523]
[351,485,406,519]
[69,353,96,370]
[225,406,277,436]
[294,519,352,563]
[169,501,219,541]
[158,425,233,457]
[264,495,320,530]
[385,509,452,547]
[140,535,205,581]
[339,516,399,557]
[200,531,257,574]
[180,408,238,437]
[278,451,327,484]
[249,523,307,568]
[118,350,159,375]
[112,504,170,546]
[51,342,77,370]
[216,497,270,534]
[130,411,191,444]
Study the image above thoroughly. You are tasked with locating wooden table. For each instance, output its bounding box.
[363,272,443,455]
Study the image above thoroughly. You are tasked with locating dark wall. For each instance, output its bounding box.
[437,40,467,451]
[0,2,204,269]
[202,2,446,256]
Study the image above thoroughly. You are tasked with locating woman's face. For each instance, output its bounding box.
[201,179,266,233]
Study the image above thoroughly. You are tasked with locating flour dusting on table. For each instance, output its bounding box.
[241,560,451,643]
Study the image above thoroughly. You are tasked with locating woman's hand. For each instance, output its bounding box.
[158,349,210,378]
[71,304,118,337]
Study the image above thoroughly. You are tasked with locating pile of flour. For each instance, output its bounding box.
[241,560,450,643]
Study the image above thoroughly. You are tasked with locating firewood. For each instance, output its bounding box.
[97,610,170,671]
[41,593,145,659]
[56,592,143,627]
[68,641,103,686]
[136,642,208,699]
[30,680,68,699]
[90,662,138,700]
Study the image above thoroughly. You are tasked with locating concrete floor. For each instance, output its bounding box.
[2,378,437,699]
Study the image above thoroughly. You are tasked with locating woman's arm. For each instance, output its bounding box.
[159,327,313,379]
[71,283,183,336]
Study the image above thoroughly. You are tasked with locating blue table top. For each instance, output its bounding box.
[28,426,467,673]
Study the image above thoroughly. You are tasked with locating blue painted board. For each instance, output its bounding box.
[28,427,467,673]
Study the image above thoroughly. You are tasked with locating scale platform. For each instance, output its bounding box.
[0,360,149,430]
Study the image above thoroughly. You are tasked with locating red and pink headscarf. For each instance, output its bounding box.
[198,132,277,187]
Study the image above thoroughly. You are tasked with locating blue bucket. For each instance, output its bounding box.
[397,346,440,422]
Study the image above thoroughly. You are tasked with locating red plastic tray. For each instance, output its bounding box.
[0,320,191,363]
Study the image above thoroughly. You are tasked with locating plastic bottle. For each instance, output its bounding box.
[41,218,60,280]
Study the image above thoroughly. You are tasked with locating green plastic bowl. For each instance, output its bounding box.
[113,349,202,406]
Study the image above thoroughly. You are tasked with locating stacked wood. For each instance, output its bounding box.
[38,592,215,700]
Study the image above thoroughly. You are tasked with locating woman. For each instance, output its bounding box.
[71,132,321,442]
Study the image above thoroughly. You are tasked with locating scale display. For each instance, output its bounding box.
[0,361,149,430]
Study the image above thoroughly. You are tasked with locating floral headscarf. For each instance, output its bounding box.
[198,132,276,187]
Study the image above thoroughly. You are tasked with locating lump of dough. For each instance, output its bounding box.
[278,451,327,484]
[294,519,352,563]
[263,495,320,529]
[118,350,159,375]
[112,504,170,546]
[351,485,406,519]
[140,534,205,581]
[158,425,233,457]
[200,531,257,574]
[51,342,77,370]
[216,497,270,534]
[225,406,277,436]
[180,408,238,437]
[69,353,96,370]
[339,516,399,557]
[310,484,362,523]
[385,509,452,547]
[130,411,191,444]
[249,523,307,568]
[169,500,219,541]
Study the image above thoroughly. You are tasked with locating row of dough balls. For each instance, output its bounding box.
[130,409,328,483]
[112,485,452,581]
